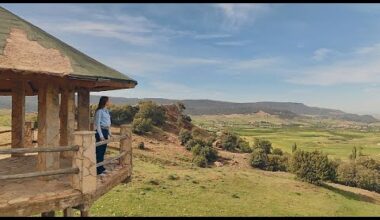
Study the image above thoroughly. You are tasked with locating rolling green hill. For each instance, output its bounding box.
[0,96,376,123]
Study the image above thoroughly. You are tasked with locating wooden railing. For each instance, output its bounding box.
[0,124,132,196]
[95,125,132,169]
[0,145,80,180]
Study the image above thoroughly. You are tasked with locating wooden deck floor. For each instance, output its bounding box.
[0,154,131,216]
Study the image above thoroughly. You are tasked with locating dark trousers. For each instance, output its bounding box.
[95,128,109,175]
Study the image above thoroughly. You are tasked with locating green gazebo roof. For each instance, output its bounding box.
[0,6,137,89]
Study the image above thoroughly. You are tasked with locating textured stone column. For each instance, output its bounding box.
[11,80,25,157]
[63,207,74,217]
[60,89,76,158]
[37,83,60,172]
[120,125,132,176]
[77,89,90,131]
[72,131,97,194]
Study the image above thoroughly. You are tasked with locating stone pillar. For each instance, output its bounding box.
[60,89,76,158]
[77,89,90,131]
[72,131,97,194]
[41,211,55,217]
[120,125,132,176]
[37,83,60,172]
[11,80,25,157]
[24,121,34,148]
[63,207,74,217]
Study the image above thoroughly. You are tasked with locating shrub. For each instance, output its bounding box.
[135,101,166,126]
[138,142,145,149]
[185,139,197,151]
[355,165,380,192]
[272,148,284,156]
[193,155,208,168]
[179,129,192,145]
[132,118,153,134]
[191,142,218,163]
[219,130,251,153]
[266,155,287,172]
[189,138,218,167]
[290,150,336,185]
[250,148,268,170]
[336,162,357,187]
[168,174,180,180]
[336,158,380,193]
[182,114,192,123]
[253,138,272,154]
[219,131,239,151]
[237,138,252,153]
[356,156,380,171]
[176,102,186,113]
[109,104,139,125]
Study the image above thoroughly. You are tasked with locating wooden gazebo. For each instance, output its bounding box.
[0,6,137,216]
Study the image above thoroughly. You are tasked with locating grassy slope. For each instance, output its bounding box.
[88,127,380,217]
[89,153,380,216]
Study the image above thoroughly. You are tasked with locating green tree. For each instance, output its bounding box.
[349,146,357,160]
[291,150,336,185]
[291,143,297,153]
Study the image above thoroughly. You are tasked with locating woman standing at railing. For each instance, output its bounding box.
[94,96,113,176]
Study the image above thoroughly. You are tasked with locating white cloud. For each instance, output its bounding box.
[287,43,380,85]
[214,3,271,30]
[99,52,281,78]
[194,33,231,39]
[31,7,192,46]
[214,40,250,46]
[230,57,280,71]
[101,52,223,77]
[312,48,333,61]
[57,21,157,45]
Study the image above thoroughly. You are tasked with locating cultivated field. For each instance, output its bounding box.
[192,114,380,161]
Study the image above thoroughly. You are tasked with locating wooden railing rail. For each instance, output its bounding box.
[95,135,129,147]
[0,142,11,147]
[96,151,126,167]
[0,145,79,154]
[0,167,79,180]
[0,130,11,134]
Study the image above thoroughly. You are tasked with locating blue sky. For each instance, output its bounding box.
[3,3,380,115]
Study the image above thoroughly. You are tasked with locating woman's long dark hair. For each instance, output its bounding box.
[96,96,109,111]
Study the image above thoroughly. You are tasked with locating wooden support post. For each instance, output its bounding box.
[120,125,132,179]
[37,83,60,174]
[11,80,25,157]
[60,89,76,159]
[72,131,97,194]
[80,208,89,217]
[24,121,34,148]
[63,207,74,217]
[77,89,90,131]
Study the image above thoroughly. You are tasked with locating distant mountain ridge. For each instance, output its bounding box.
[0,96,377,123]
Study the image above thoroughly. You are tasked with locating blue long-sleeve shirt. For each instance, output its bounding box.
[94,108,111,139]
